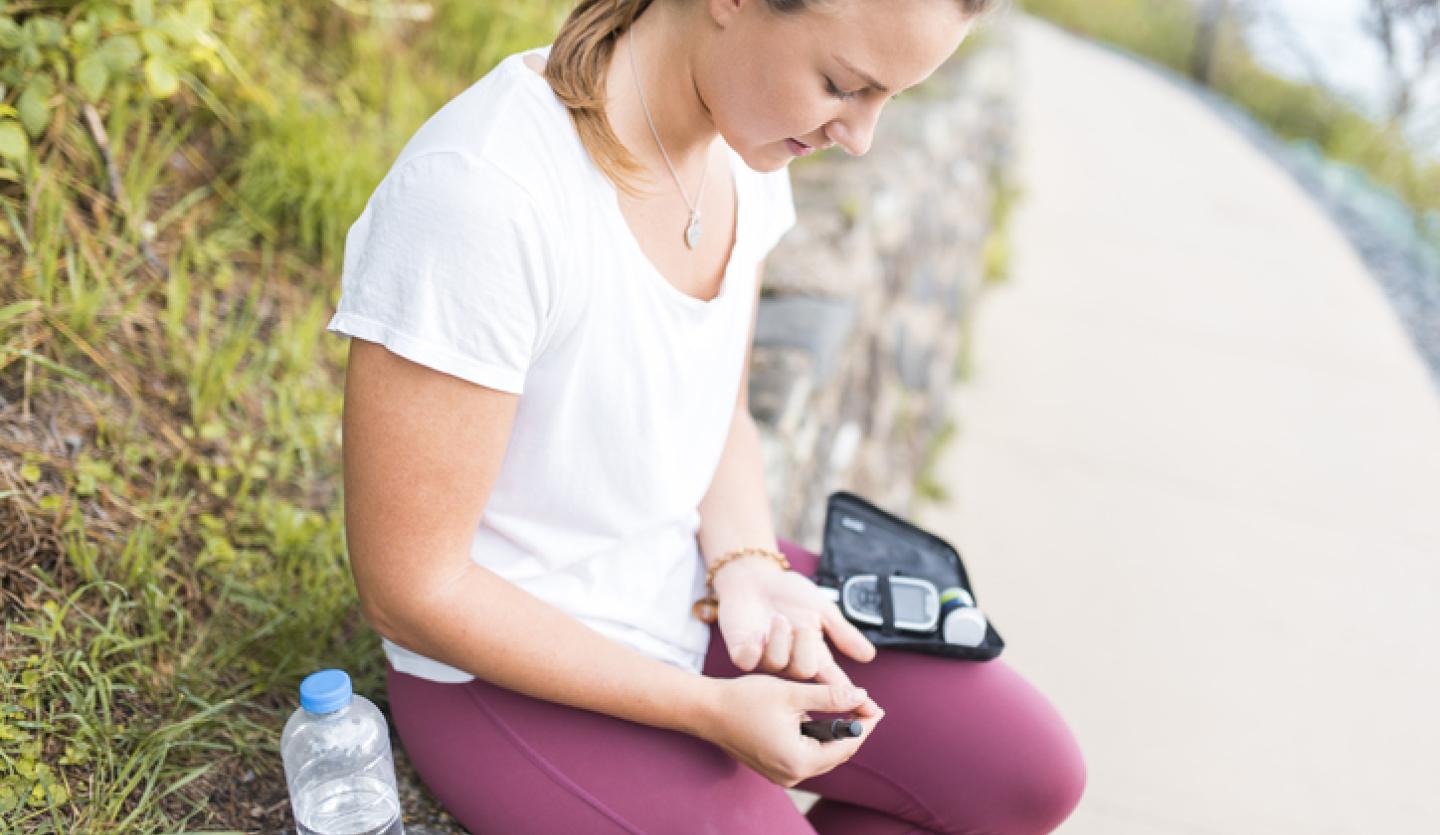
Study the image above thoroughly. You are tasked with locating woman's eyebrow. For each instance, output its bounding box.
[833,53,890,93]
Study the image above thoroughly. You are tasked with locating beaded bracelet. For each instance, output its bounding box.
[691,546,791,624]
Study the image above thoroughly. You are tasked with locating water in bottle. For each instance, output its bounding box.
[281,669,405,835]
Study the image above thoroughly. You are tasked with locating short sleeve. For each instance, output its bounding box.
[755,163,798,261]
[325,150,557,394]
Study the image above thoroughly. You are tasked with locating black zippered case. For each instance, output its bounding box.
[814,490,1004,661]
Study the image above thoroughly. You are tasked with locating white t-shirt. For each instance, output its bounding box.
[325,43,797,683]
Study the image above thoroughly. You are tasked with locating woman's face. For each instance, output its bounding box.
[696,0,975,170]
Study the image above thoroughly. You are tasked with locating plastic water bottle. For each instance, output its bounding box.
[281,669,405,835]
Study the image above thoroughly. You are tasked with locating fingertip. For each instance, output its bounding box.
[853,700,881,719]
[851,642,876,663]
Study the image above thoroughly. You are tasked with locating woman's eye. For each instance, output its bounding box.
[825,77,858,102]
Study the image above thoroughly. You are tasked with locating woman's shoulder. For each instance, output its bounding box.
[382,45,585,214]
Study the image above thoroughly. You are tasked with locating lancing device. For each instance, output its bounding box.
[800,718,863,742]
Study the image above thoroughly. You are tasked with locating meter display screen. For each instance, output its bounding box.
[891,583,931,621]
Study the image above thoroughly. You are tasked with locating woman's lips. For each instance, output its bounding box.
[785,138,815,157]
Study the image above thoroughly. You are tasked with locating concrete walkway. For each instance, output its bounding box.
[914,16,1440,835]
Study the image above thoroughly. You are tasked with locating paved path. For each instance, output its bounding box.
[914,16,1440,835]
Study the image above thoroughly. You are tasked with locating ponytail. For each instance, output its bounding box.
[542,0,657,199]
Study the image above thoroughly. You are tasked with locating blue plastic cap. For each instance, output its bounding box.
[300,669,352,714]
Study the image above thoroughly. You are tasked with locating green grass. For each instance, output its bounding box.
[913,417,958,504]
[981,161,1020,288]
[1021,0,1198,75]
[0,1,569,830]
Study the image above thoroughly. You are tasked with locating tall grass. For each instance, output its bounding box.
[1,1,569,830]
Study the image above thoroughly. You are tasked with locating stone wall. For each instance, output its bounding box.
[747,19,1017,553]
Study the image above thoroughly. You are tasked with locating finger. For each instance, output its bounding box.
[806,710,884,774]
[855,701,886,735]
[798,669,866,715]
[719,596,772,672]
[811,659,881,719]
[787,620,824,681]
[818,697,886,766]
[809,655,856,692]
[763,612,794,672]
[822,600,878,663]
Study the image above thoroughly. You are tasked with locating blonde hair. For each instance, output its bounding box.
[541,0,997,198]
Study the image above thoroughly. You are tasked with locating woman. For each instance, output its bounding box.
[327,0,1086,832]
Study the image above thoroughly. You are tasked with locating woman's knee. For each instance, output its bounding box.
[921,662,1088,834]
[927,716,1086,835]
[1003,725,1086,834]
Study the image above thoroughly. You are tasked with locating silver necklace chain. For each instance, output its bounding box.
[627,26,708,249]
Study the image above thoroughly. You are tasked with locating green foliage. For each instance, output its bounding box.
[1211,50,1440,218]
[0,0,570,830]
[220,0,570,269]
[1020,0,1198,74]
[981,164,1021,286]
[1017,0,1440,225]
[0,0,228,178]
[913,418,957,503]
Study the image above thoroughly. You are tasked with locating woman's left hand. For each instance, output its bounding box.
[715,561,878,684]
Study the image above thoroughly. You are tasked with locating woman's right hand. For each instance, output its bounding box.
[696,670,885,788]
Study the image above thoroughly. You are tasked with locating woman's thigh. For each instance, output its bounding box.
[700,539,1088,835]
[387,661,813,835]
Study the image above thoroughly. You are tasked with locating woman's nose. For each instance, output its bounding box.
[827,103,883,157]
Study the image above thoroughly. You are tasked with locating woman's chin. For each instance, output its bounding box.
[735,147,794,173]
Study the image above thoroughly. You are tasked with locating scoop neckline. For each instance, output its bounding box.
[507,47,745,312]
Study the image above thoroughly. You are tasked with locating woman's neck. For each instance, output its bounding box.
[606,2,720,182]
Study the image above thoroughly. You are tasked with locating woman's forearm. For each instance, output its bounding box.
[369,561,719,739]
[696,405,788,597]
[366,406,774,741]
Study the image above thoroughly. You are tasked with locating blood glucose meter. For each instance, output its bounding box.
[840,574,941,633]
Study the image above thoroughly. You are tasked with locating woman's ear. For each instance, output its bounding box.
[703,0,748,30]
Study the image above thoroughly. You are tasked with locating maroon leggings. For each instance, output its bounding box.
[387,539,1086,834]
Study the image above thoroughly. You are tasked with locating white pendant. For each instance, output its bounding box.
[685,213,702,250]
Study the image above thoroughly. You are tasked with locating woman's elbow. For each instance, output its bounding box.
[353,562,469,648]
[346,540,418,642]
[355,581,410,646]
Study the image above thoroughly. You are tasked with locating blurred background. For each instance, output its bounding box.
[0,1,1436,832]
